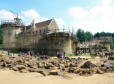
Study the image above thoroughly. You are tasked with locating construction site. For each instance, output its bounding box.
[0,10,80,56]
[0,12,113,57]
[0,11,114,84]
[0,0,114,83]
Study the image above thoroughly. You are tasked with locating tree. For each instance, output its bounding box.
[85,31,93,41]
[94,32,114,38]
[100,32,105,37]
[94,32,100,38]
[76,29,93,42]
[76,29,85,42]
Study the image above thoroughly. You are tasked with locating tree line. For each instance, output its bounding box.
[76,29,93,42]
[76,29,114,49]
[94,32,114,38]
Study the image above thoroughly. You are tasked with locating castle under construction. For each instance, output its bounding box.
[1,17,77,56]
[1,15,112,57]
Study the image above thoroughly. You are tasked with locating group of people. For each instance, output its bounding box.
[6,49,67,58]
[19,50,40,56]
[57,51,66,58]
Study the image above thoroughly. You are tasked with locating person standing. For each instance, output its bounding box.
[57,51,59,58]
[63,52,66,57]
[8,50,10,56]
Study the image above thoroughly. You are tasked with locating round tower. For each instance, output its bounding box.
[1,22,22,49]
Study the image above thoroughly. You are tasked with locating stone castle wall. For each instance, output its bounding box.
[3,27,22,49]
[46,33,77,56]
[2,19,77,56]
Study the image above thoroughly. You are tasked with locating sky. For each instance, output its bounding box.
[0,0,114,34]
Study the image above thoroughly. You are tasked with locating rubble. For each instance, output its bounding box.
[81,61,97,68]
[108,57,114,60]
[0,54,114,76]
[100,63,114,73]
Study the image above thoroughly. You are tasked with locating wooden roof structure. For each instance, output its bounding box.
[35,19,52,30]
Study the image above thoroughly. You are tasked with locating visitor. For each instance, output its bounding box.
[61,52,64,58]
[63,52,66,57]
[8,50,10,56]
[28,50,31,56]
[57,51,59,58]
[76,51,79,56]
[59,52,62,58]
[30,50,34,56]
[37,51,39,56]
[18,51,22,56]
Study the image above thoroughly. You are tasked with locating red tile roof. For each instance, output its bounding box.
[35,19,52,30]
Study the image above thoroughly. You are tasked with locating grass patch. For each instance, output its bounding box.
[78,54,90,57]
[10,50,20,54]
[71,53,90,57]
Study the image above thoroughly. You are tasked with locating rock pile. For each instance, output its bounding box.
[100,63,114,73]
[81,61,97,68]
[108,57,114,60]
[0,54,114,76]
[68,61,104,76]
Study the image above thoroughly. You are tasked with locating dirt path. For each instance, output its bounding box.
[0,69,114,84]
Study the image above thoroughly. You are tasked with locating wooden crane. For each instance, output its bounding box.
[10,10,23,26]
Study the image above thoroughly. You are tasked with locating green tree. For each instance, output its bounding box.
[76,29,86,42]
[76,29,93,42]
[100,32,105,37]
[94,32,100,38]
[85,31,93,41]
[94,32,114,38]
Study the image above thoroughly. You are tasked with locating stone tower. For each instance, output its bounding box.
[1,21,22,49]
[99,37,112,52]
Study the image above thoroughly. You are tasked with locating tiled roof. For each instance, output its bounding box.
[35,19,52,30]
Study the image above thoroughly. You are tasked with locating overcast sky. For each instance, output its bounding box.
[0,0,114,34]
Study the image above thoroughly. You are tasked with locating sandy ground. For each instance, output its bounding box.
[0,69,114,84]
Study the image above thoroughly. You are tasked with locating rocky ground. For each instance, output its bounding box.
[0,54,114,77]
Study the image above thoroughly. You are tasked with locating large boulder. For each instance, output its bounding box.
[38,71,46,76]
[48,66,64,76]
[48,70,64,76]
[16,65,27,72]
[96,68,104,74]
[44,63,54,69]
[68,67,76,73]
[12,66,18,71]
[81,61,97,68]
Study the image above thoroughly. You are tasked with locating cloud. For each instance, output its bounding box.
[0,10,15,20]
[0,9,64,28]
[21,9,48,25]
[21,9,64,26]
[54,18,64,30]
[22,9,41,19]
[55,18,64,26]
[102,0,112,5]
[68,0,114,34]
[0,9,48,25]
[69,7,88,19]
[22,9,65,26]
